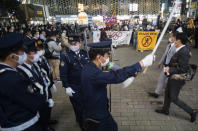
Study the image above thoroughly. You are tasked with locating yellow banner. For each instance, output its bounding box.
[36,11,43,15]
[137,31,159,51]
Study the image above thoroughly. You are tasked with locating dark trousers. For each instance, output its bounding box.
[70,97,83,124]
[24,122,44,131]
[84,114,118,131]
[163,79,193,115]
[98,115,118,131]
[39,105,51,129]
[195,38,198,48]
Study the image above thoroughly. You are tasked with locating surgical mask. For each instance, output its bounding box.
[37,50,45,57]
[100,57,110,67]
[31,53,40,63]
[69,45,80,52]
[169,38,173,43]
[15,53,27,65]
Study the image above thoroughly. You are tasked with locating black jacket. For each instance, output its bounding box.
[168,46,190,76]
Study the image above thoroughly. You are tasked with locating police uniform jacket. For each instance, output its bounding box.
[0,64,45,128]
[81,62,142,120]
[17,63,46,97]
[37,56,54,99]
[60,49,89,92]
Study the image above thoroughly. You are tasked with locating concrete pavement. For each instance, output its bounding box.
[51,36,198,131]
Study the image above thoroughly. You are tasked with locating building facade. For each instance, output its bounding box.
[30,0,161,16]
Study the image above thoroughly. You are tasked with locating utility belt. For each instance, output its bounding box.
[48,56,60,60]
[0,113,40,131]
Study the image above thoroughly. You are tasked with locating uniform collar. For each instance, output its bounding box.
[0,62,15,69]
[24,62,32,69]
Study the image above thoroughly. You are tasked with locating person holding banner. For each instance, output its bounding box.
[81,41,155,131]
[155,33,198,123]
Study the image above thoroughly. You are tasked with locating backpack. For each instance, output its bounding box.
[44,41,54,59]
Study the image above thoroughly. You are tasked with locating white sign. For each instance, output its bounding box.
[78,12,88,25]
[129,3,138,12]
[78,3,84,12]
[93,31,132,46]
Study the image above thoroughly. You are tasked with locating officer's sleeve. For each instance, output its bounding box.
[59,52,69,88]
[10,75,46,113]
[91,62,142,84]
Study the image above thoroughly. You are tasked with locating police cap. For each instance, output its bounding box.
[87,40,112,49]
[23,40,37,53]
[0,33,23,49]
[68,34,81,44]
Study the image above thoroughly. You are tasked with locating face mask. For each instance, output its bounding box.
[36,34,39,38]
[31,53,40,63]
[69,45,80,52]
[169,38,173,43]
[37,50,45,57]
[100,57,110,67]
[15,53,27,65]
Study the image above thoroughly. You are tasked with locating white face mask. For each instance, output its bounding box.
[37,50,45,57]
[100,57,110,67]
[31,53,40,63]
[169,38,173,43]
[15,53,27,65]
[69,45,80,52]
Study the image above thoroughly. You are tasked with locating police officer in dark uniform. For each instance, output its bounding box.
[81,41,154,131]
[35,39,58,125]
[155,33,198,123]
[59,34,89,129]
[0,33,48,131]
[16,40,54,131]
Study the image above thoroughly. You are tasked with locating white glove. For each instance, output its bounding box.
[48,99,54,107]
[65,87,75,97]
[122,77,134,88]
[52,84,57,93]
[141,54,155,67]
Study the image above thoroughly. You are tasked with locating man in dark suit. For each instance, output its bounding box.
[155,33,198,122]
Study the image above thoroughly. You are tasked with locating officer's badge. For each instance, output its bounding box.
[27,85,34,94]
[61,61,65,67]
[68,37,74,41]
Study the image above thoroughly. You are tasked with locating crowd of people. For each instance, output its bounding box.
[0,17,197,131]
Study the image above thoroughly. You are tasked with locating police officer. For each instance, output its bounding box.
[155,33,198,123]
[35,39,58,125]
[0,33,48,131]
[16,40,54,131]
[81,41,154,131]
[59,34,89,129]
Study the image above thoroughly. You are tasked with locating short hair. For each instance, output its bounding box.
[32,30,39,36]
[172,31,178,37]
[176,33,188,45]
[89,48,110,61]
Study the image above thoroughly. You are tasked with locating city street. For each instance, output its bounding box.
[51,36,198,131]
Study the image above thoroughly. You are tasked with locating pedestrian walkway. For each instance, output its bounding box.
[51,37,198,131]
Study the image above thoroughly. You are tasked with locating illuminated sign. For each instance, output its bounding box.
[78,3,84,12]
[37,11,43,15]
[78,12,88,25]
